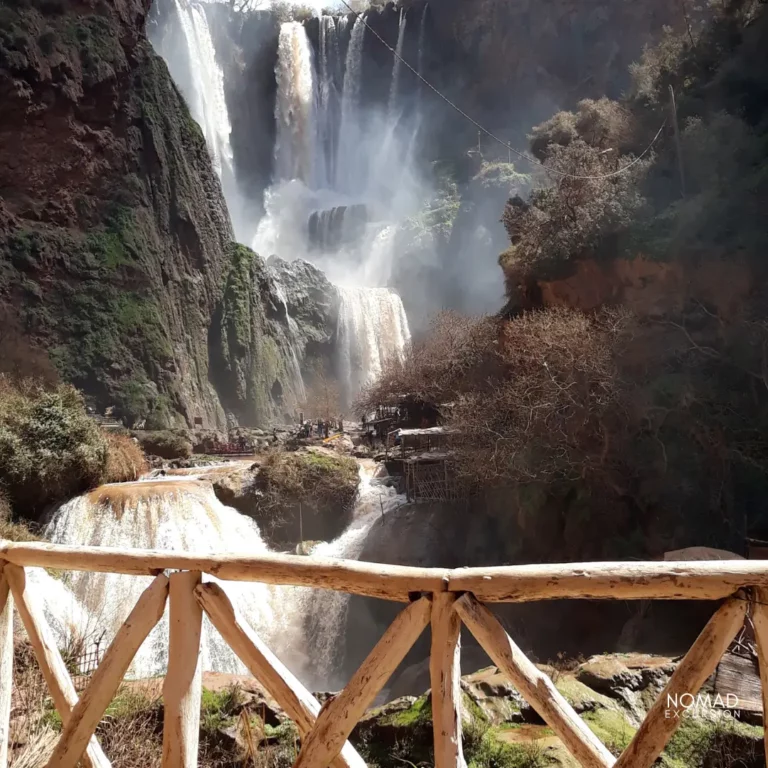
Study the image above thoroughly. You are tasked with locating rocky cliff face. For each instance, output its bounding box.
[0,0,236,428]
[0,0,325,429]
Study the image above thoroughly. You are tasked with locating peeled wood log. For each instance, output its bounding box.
[430,593,466,768]
[0,579,12,768]
[4,564,112,768]
[454,594,614,768]
[448,561,768,602]
[293,597,432,768]
[195,583,366,768]
[163,572,203,768]
[749,588,768,764]
[614,595,748,768]
[0,541,447,601]
[47,574,169,768]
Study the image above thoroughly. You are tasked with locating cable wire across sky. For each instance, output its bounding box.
[335,0,668,181]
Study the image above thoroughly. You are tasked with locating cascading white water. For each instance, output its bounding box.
[336,286,410,405]
[387,10,407,118]
[337,15,366,195]
[44,480,308,679]
[418,4,428,78]
[316,16,341,189]
[274,22,316,184]
[292,461,406,690]
[170,0,234,180]
[269,268,309,406]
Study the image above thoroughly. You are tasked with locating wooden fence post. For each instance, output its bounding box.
[750,587,768,765]
[430,592,465,768]
[614,594,748,768]
[163,571,203,768]
[4,564,112,768]
[0,578,13,768]
[293,597,432,768]
[46,574,169,768]
[455,593,614,768]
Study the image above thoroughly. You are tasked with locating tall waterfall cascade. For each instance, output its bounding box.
[151,3,431,405]
[168,0,234,181]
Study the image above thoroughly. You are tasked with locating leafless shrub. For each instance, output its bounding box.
[453,307,633,486]
[355,311,500,416]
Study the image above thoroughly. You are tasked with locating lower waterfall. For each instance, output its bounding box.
[41,463,403,688]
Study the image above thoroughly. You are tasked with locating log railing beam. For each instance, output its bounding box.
[195,582,366,768]
[455,593,614,768]
[0,541,446,602]
[46,574,169,768]
[293,597,432,768]
[4,564,112,768]
[614,594,748,768]
[430,593,466,768]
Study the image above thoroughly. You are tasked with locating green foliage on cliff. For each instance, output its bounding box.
[502,0,768,282]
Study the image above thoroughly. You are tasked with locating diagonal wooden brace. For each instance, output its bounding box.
[195,582,368,768]
[455,593,615,768]
[4,563,112,768]
[46,573,169,768]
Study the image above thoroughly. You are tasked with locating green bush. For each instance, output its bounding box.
[0,378,108,515]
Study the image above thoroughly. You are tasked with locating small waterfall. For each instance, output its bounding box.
[417,4,428,78]
[295,461,406,689]
[44,480,307,679]
[387,9,407,118]
[275,21,315,184]
[171,0,234,180]
[268,269,308,407]
[336,286,411,406]
[337,15,366,194]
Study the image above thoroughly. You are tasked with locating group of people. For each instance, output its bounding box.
[300,416,343,439]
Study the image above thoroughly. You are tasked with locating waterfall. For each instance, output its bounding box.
[316,16,341,189]
[387,9,407,119]
[337,15,366,194]
[275,21,315,184]
[336,286,411,406]
[44,480,308,679]
[268,269,308,406]
[417,4,428,78]
[170,0,234,180]
[293,461,406,690]
[40,460,400,689]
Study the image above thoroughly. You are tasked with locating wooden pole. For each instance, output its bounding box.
[46,574,169,768]
[455,594,613,768]
[0,578,13,768]
[430,593,465,768]
[293,597,432,768]
[0,541,448,601]
[447,561,768,602]
[4,564,112,768]
[614,595,747,768]
[195,583,366,768]
[748,587,768,766]
[163,572,203,768]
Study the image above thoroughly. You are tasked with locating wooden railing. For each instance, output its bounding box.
[1,540,768,768]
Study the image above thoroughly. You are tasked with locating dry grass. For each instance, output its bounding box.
[103,433,148,483]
